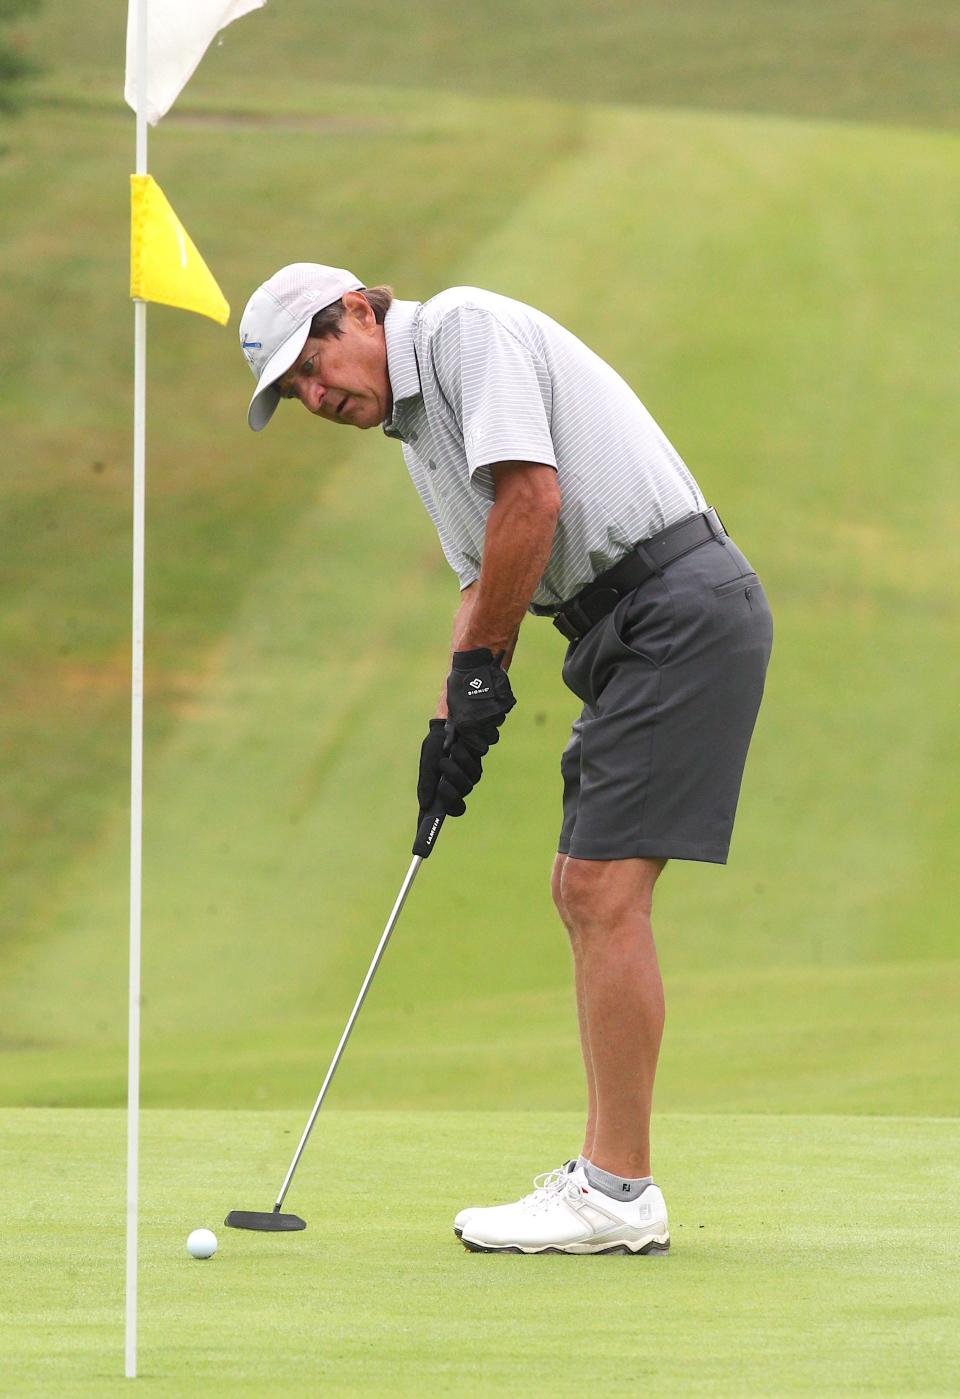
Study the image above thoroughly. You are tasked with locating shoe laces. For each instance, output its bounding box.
[518,1163,573,1213]
[520,1165,588,1217]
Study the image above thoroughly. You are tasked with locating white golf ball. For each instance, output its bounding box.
[186,1228,218,1259]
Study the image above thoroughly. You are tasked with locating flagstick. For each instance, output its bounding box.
[126,297,146,1382]
[126,0,148,1380]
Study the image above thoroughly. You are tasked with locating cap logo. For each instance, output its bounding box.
[242,339,262,349]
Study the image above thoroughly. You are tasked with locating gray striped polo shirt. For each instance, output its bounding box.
[382,288,706,613]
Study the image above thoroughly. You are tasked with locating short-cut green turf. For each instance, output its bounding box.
[3,1108,958,1396]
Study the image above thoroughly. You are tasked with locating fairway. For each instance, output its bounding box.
[2,1109,958,1396]
[2,93,958,1113]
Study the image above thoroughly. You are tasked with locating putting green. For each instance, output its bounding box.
[2,1108,957,1395]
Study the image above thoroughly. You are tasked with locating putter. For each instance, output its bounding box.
[225,792,449,1232]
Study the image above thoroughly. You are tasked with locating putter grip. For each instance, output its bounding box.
[412,719,455,858]
[413,802,446,858]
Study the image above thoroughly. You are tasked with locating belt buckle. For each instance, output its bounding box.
[553,587,621,643]
[581,587,621,626]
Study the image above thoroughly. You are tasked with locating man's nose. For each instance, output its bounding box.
[302,380,326,413]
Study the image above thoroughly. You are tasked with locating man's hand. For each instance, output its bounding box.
[416,717,496,834]
[446,647,516,737]
[417,719,450,823]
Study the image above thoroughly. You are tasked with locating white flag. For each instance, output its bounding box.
[125,0,266,126]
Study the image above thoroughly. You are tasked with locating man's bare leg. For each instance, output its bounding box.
[552,853,666,1178]
[551,853,597,1159]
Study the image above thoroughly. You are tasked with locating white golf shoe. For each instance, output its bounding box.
[459,1165,670,1255]
[453,1160,576,1239]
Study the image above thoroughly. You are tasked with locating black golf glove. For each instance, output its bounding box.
[416,718,493,830]
[446,648,516,739]
[417,719,450,823]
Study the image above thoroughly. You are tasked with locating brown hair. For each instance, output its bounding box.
[309,285,394,340]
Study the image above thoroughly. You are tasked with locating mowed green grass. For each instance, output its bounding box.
[2,1109,958,1396]
[1,7,959,1396]
[24,0,960,129]
[1,88,957,1112]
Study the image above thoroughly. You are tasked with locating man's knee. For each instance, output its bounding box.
[560,855,665,929]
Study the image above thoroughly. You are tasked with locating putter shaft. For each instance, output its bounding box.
[273,852,425,1211]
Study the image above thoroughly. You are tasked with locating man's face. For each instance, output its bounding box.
[275,292,392,429]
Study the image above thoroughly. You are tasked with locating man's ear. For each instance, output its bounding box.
[342,290,375,327]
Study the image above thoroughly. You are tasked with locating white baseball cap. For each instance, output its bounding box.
[239,262,365,431]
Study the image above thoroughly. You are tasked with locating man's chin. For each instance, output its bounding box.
[322,399,380,429]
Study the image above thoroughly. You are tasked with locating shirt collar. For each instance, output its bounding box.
[382,299,423,438]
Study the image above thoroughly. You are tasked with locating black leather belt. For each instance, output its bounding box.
[553,507,726,643]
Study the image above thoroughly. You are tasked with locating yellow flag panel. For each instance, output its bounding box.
[130,175,229,325]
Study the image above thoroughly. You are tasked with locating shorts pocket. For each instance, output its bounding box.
[610,577,676,666]
[713,571,759,598]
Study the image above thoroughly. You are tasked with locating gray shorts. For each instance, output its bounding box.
[558,535,773,863]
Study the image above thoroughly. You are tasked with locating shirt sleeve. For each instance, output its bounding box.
[430,306,558,488]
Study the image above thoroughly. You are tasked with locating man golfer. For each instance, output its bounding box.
[239,264,773,1255]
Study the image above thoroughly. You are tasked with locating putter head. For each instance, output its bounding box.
[224,1209,307,1231]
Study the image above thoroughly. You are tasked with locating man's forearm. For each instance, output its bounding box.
[433,463,560,717]
[434,585,520,717]
[460,468,560,653]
